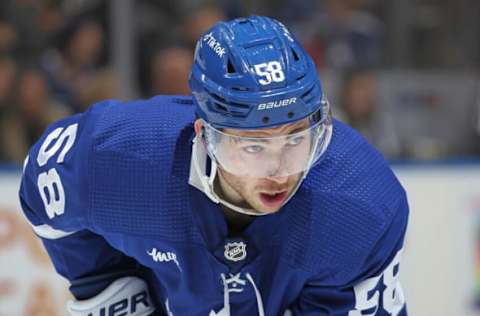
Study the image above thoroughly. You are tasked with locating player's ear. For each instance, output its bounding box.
[194,119,203,136]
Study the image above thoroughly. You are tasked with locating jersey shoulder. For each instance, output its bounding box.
[306,118,406,213]
[19,96,198,240]
[19,99,113,234]
[91,95,195,162]
[88,96,198,240]
[288,119,409,283]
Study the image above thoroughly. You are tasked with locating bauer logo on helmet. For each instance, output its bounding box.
[257,97,297,110]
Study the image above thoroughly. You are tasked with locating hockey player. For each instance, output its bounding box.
[19,16,409,315]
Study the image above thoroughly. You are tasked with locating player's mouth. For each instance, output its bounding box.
[258,191,288,209]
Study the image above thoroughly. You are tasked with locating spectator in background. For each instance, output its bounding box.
[149,46,192,96]
[41,16,116,112]
[0,0,66,63]
[2,69,71,164]
[0,56,16,109]
[36,1,66,46]
[0,19,18,55]
[0,55,21,162]
[138,4,226,96]
[336,68,401,158]
[181,5,227,49]
[158,5,224,96]
[298,0,384,69]
[81,68,118,108]
[16,69,71,142]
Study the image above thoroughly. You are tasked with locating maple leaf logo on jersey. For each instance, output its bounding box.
[224,242,247,262]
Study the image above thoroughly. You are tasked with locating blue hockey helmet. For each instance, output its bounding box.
[189,15,329,129]
[189,16,333,216]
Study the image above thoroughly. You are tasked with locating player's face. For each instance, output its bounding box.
[195,118,311,214]
[217,166,302,214]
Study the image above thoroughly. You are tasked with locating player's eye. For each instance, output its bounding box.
[242,145,264,154]
[287,135,305,146]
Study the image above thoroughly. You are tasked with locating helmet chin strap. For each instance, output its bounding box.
[189,135,304,217]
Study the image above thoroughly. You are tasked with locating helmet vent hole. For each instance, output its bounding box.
[214,103,228,112]
[227,59,236,74]
[232,86,248,91]
[296,74,306,80]
[291,48,300,61]
[262,116,270,124]
[288,112,294,118]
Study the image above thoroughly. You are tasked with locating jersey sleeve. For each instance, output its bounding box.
[18,100,140,300]
[289,197,409,316]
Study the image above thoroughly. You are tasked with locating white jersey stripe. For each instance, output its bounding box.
[31,223,76,239]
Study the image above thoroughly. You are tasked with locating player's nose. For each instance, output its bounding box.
[264,151,290,177]
[265,175,289,185]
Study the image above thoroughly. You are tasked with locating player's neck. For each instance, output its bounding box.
[222,206,254,235]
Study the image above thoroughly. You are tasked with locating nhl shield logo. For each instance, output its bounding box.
[224,242,247,262]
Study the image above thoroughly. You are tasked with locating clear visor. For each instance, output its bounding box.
[202,107,332,178]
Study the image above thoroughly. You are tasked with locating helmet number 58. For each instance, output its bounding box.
[254,61,285,85]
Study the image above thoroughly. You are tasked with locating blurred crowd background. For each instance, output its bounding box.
[1,0,480,164]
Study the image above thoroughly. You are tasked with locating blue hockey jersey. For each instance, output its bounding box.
[19,96,409,315]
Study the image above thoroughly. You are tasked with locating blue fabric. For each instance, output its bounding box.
[19,96,409,315]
